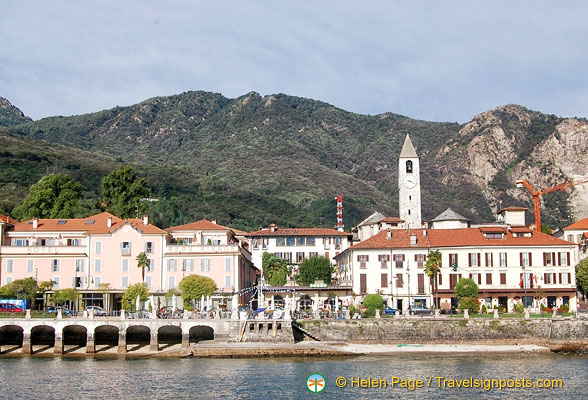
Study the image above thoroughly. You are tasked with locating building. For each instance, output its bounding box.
[398,134,422,229]
[247,224,352,277]
[335,225,578,312]
[557,218,588,262]
[351,212,404,243]
[164,219,258,307]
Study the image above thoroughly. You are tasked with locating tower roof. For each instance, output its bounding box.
[399,134,418,158]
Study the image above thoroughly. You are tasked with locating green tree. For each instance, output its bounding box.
[165,288,181,301]
[121,282,149,311]
[454,278,479,299]
[52,288,79,308]
[297,255,334,286]
[0,278,51,309]
[179,274,217,309]
[576,258,588,296]
[262,252,290,286]
[363,293,384,317]
[101,166,151,218]
[12,173,83,219]
[136,251,149,282]
[425,250,442,309]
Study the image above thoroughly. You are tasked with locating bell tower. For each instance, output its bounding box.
[398,134,422,229]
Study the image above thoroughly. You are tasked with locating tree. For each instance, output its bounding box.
[179,274,217,308]
[121,282,149,311]
[101,166,151,218]
[425,250,442,309]
[52,288,79,309]
[136,251,149,282]
[165,288,181,301]
[12,173,83,219]
[576,258,588,296]
[0,278,51,309]
[363,293,384,317]
[262,252,290,286]
[454,278,479,299]
[297,255,334,286]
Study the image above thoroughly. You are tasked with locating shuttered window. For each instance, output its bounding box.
[381,273,388,288]
[360,274,367,294]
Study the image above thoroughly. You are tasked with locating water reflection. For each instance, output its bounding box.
[0,354,586,399]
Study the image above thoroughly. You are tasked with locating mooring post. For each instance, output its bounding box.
[86,331,95,354]
[149,332,158,351]
[117,331,127,353]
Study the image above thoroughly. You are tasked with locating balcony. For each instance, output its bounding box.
[165,243,240,255]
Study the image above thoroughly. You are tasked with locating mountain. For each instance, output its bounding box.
[0,97,32,126]
[2,91,588,230]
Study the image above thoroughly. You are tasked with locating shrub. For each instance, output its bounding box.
[363,294,384,317]
[458,296,477,313]
[497,306,505,313]
[481,305,487,314]
[559,304,569,313]
[514,303,525,314]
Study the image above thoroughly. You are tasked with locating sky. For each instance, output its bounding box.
[1,1,588,123]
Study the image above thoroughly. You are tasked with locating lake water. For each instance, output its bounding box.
[0,353,586,399]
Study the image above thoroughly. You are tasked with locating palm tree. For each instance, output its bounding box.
[136,251,149,282]
[425,250,442,309]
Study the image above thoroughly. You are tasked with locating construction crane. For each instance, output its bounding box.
[516,178,588,229]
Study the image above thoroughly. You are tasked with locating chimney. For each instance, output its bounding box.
[32,218,38,229]
[386,229,392,239]
[410,234,417,246]
[107,216,112,228]
[212,219,217,224]
[270,224,277,232]
[143,215,149,226]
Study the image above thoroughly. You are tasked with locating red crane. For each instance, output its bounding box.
[516,178,588,229]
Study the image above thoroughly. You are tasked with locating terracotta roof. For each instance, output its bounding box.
[497,206,528,213]
[0,214,17,224]
[8,212,167,235]
[349,227,573,250]
[510,226,533,233]
[167,219,232,232]
[230,228,249,236]
[478,226,507,233]
[247,227,350,237]
[380,217,404,223]
[565,218,588,230]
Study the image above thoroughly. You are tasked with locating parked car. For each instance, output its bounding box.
[408,304,433,315]
[85,306,108,316]
[47,306,74,316]
[383,306,398,316]
[0,303,24,313]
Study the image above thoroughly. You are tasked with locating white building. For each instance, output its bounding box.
[557,218,588,262]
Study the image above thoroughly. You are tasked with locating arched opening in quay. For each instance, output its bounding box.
[189,325,214,344]
[126,326,150,351]
[62,325,87,353]
[30,325,55,353]
[94,325,119,352]
[157,325,182,350]
[0,325,23,353]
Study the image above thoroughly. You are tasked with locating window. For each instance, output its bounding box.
[520,272,533,288]
[75,259,84,272]
[500,273,507,285]
[544,273,554,284]
[67,238,82,246]
[94,277,101,288]
[296,237,305,246]
[27,259,34,273]
[415,254,425,268]
[358,255,368,269]
[122,277,129,288]
[561,273,569,285]
[485,253,494,267]
[183,259,194,272]
[73,276,82,288]
[94,259,101,273]
[252,239,259,250]
[394,254,405,268]
[543,252,554,266]
[381,273,388,288]
[11,239,29,246]
[167,259,177,272]
[486,273,492,285]
[36,238,56,246]
[468,253,480,267]
[499,252,507,267]
[168,276,175,289]
[262,238,268,249]
[95,241,102,254]
[334,237,341,250]
[406,160,413,173]
[7,260,13,273]
[396,274,403,288]
[121,241,131,256]
[52,259,60,272]
[284,252,292,262]
[6,277,12,284]
[360,274,367,294]
[145,242,153,254]
[122,259,129,272]
[449,274,460,290]
[520,252,531,267]
[145,276,152,288]
[225,275,231,287]
[485,233,503,239]
[559,252,570,266]
[379,254,389,268]
[286,237,295,246]
[296,252,305,263]
[306,237,315,246]
[276,238,285,246]
[449,253,458,269]
[53,277,60,288]
[201,258,210,272]
[225,258,231,271]
[470,273,481,285]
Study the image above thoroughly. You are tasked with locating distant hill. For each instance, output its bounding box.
[2,91,587,230]
[0,97,31,126]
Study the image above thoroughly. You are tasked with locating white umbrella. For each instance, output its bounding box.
[313,293,319,314]
[172,294,177,311]
[335,295,339,313]
[150,295,155,312]
[207,296,212,310]
[201,295,205,311]
[271,295,275,310]
[136,295,141,311]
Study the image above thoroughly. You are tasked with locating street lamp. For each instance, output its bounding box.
[407,260,411,311]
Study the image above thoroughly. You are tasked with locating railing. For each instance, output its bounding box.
[166,244,240,254]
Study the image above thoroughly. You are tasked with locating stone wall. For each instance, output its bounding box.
[297,318,588,343]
